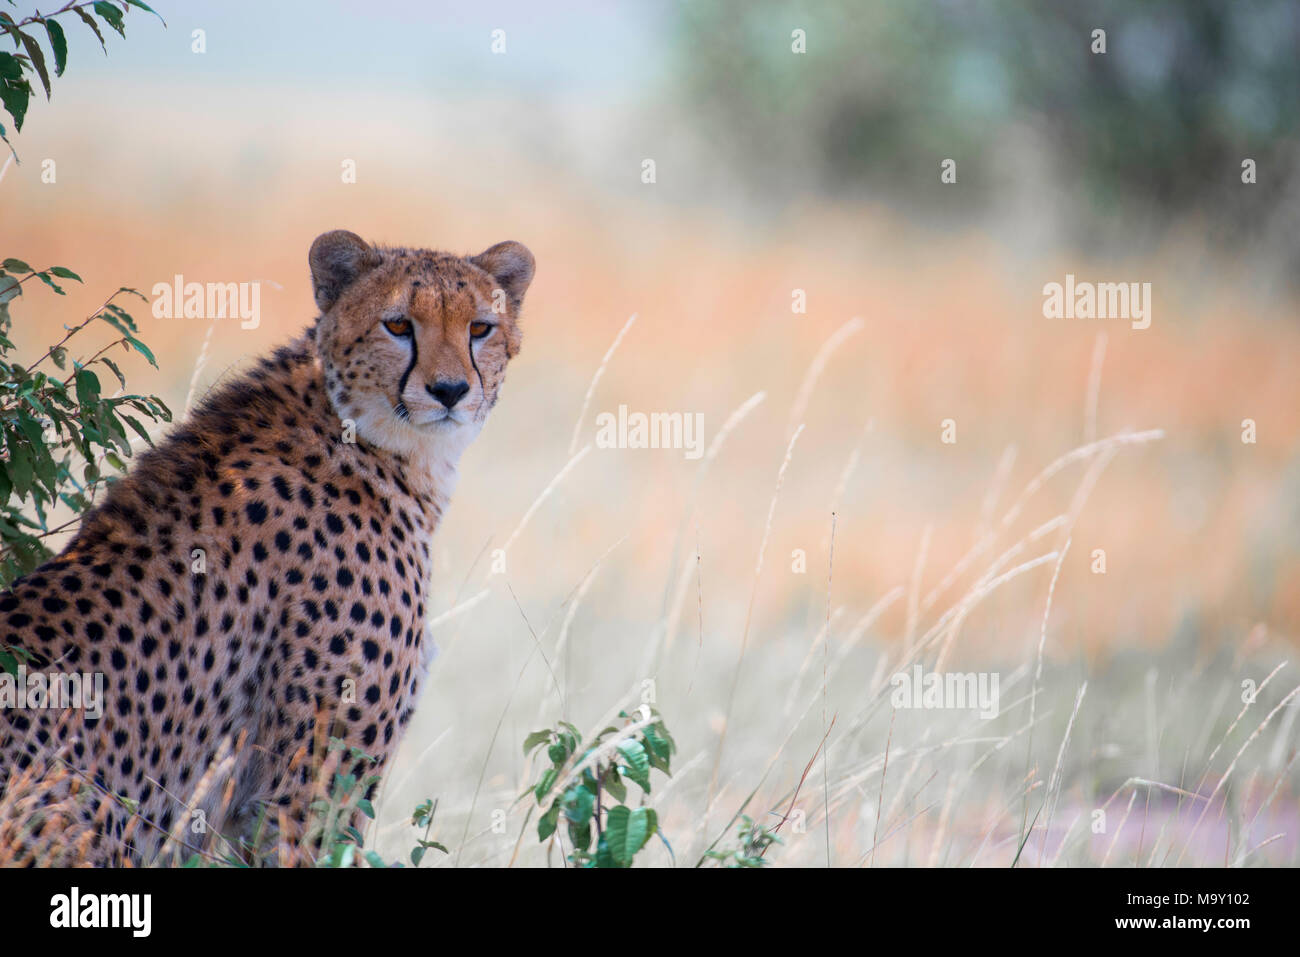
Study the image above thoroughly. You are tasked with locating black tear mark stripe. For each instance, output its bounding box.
[469,342,485,398]
[396,333,419,405]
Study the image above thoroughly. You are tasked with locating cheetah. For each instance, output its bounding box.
[0,230,535,864]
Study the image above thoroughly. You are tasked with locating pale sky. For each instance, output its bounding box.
[59,0,669,99]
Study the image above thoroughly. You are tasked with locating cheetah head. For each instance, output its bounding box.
[308,230,534,465]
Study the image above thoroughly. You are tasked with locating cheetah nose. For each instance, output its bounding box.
[427,379,470,409]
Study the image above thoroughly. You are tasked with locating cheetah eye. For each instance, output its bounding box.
[383,318,413,337]
[469,321,493,340]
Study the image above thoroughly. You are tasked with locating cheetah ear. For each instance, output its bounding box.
[471,241,535,310]
[309,230,382,312]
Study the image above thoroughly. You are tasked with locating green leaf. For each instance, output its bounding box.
[124,0,166,24]
[595,834,615,868]
[125,335,155,366]
[533,767,557,803]
[16,27,50,99]
[410,798,433,825]
[99,311,156,366]
[522,728,551,756]
[7,441,31,497]
[567,818,591,853]
[616,739,652,793]
[48,265,80,281]
[563,784,595,826]
[537,803,560,842]
[1,258,31,273]
[73,7,106,54]
[74,368,101,406]
[643,724,674,774]
[0,17,22,52]
[0,51,29,131]
[34,272,64,294]
[646,721,674,757]
[603,768,627,804]
[120,413,153,446]
[604,805,654,866]
[547,742,567,764]
[100,356,125,388]
[15,414,52,490]
[42,18,66,77]
[101,302,135,327]
[92,2,126,38]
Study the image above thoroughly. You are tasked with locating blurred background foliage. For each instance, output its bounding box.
[673,0,1300,267]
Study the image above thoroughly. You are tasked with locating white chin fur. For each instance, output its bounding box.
[335,393,482,497]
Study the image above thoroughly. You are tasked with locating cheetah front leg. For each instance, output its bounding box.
[238,648,402,865]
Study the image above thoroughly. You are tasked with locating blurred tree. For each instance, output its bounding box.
[672,0,1300,260]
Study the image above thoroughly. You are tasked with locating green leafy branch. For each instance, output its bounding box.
[0,0,164,158]
[701,814,781,868]
[409,797,449,866]
[0,258,171,591]
[523,708,676,868]
[307,740,390,869]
